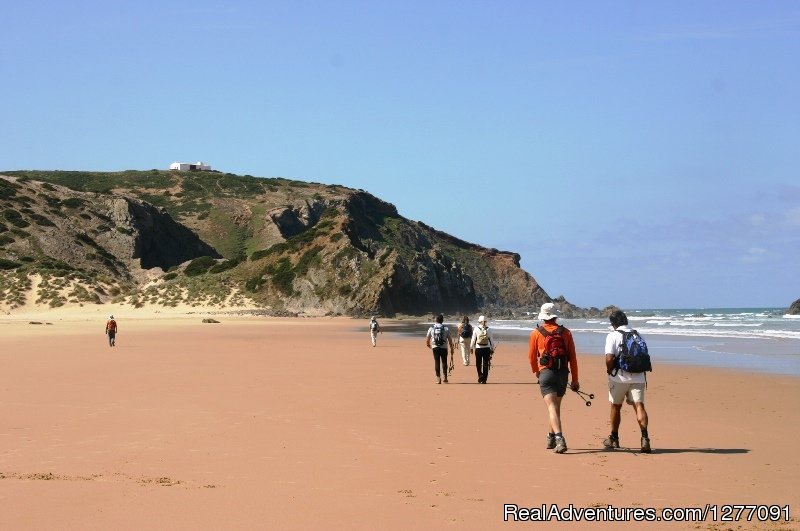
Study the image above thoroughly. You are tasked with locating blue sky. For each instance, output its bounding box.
[2,1,798,309]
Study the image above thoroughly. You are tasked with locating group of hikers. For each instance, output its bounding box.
[370,303,652,454]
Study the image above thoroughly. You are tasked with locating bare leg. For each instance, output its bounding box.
[633,402,648,430]
[543,393,564,434]
[610,403,622,432]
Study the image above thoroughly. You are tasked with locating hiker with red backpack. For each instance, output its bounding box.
[603,309,652,453]
[528,302,579,454]
[105,314,118,347]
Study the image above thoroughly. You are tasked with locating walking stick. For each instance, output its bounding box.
[569,387,595,406]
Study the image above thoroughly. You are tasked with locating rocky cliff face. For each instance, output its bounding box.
[0,171,584,316]
[109,198,221,270]
[0,176,218,281]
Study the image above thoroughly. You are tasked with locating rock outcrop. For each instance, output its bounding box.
[788,299,800,315]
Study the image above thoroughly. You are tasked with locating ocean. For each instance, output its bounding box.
[485,308,800,377]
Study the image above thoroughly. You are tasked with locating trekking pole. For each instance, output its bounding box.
[489,340,498,369]
[569,387,595,406]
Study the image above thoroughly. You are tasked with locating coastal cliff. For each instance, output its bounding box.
[0,171,582,316]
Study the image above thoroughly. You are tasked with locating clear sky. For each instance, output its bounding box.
[2,1,798,309]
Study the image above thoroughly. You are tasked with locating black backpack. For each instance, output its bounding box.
[459,323,473,339]
[432,324,446,347]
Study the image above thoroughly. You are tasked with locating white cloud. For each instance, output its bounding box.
[740,247,767,264]
[784,207,800,227]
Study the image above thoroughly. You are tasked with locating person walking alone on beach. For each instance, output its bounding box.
[456,315,473,366]
[105,314,118,347]
[426,314,455,384]
[470,315,495,384]
[603,309,651,453]
[528,303,579,453]
[369,316,382,347]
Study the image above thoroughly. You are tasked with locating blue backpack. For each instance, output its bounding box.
[614,329,652,374]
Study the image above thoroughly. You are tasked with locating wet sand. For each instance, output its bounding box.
[1,315,798,529]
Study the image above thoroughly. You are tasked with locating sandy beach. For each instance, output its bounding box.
[1,311,798,530]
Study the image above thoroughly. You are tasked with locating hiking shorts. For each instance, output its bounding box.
[539,368,569,397]
[608,381,645,405]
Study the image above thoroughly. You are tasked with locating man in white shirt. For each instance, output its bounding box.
[603,309,651,453]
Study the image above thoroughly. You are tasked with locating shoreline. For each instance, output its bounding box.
[5,307,800,377]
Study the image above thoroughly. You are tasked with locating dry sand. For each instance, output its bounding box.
[1,312,798,530]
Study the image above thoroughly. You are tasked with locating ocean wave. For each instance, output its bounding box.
[565,327,800,340]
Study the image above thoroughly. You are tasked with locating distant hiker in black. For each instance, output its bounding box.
[105,315,117,347]
[456,315,473,366]
[425,314,455,384]
[469,315,495,384]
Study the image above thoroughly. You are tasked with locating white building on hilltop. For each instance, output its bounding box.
[169,161,212,171]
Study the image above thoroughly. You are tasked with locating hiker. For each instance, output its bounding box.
[456,315,473,366]
[469,315,495,384]
[528,302,579,454]
[425,314,455,384]
[603,309,651,453]
[105,314,118,347]
[369,316,382,347]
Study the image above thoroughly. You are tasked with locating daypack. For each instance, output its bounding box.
[106,320,117,333]
[537,325,568,370]
[370,320,378,331]
[459,323,473,339]
[475,326,491,347]
[432,324,446,347]
[615,329,652,373]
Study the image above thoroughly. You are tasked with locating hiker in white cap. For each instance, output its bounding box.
[469,315,495,384]
[528,302,579,453]
[368,316,382,347]
[105,314,118,347]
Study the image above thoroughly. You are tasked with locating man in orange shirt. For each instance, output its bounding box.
[528,302,579,453]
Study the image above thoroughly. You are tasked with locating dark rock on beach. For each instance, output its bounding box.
[788,299,800,315]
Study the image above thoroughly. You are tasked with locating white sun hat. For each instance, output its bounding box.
[478,315,487,323]
[538,303,560,321]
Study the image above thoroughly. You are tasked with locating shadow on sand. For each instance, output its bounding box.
[566,447,750,455]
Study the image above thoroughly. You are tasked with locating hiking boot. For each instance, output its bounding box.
[603,435,620,449]
[443,377,449,383]
[546,434,556,449]
[641,437,651,453]
[436,376,441,384]
[554,436,567,454]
